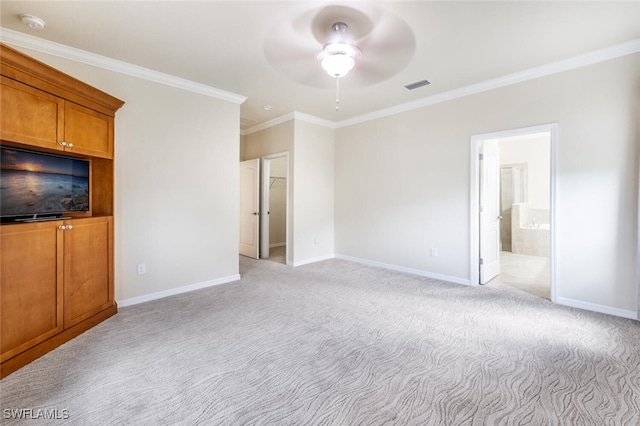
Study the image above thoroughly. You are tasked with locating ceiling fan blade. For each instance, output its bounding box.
[263,3,415,89]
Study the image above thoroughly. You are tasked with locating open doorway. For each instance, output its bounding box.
[470,124,556,301]
[260,153,289,265]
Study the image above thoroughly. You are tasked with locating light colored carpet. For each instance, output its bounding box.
[2,256,639,425]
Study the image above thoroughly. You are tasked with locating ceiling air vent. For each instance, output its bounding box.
[240,117,257,126]
[404,79,431,90]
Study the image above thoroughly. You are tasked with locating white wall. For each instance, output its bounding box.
[242,119,335,266]
[243,120,294,263]
[500,135,550,210]
[293,120,335,264]
[336,54,639,314]
[14,47,241,303]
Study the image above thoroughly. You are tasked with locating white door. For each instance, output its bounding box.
[480,140,501,284]
[239,158,260,259]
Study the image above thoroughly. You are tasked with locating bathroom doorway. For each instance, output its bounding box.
[470,124,556,301]
[260,153,289,265]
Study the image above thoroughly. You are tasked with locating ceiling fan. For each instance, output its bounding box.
[316,21,362,110]
[264,4,416,110]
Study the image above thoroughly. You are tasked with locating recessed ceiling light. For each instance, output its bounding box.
[20,14,45,30]
[263,105,272,111]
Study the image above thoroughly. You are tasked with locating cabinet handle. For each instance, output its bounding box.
[58,225,74,230]
[67,142,74,148]
[66,225,73,230]
[59,141,68,147]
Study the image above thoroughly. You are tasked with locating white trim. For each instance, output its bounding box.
[335,38,640,129]
[270,242,286,248]
[292,111,336,129]
[469,124,558,302]
[292,254,335,267]
[244,113,295,135]
[244,111,336,135]
[335,254,471,286]
[556,297,638,320]
[117,274,240,308]
[0,28,247,105]
[3,27,637,131]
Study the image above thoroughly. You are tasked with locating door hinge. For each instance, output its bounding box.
[479,258,484,265]
[479,153,484,161]
[479,205,484,213]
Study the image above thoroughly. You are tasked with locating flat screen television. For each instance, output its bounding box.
[1,146,90,222]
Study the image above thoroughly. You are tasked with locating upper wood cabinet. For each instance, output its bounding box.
[64,101,114,158]
[0,76,64,150]
[0,43,123,159]
[0,78,114,159]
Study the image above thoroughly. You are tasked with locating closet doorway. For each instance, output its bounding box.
[260,153,289,265]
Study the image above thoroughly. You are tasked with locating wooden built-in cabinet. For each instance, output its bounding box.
[1,217,113,360]
[0,76,113,159]
[0,221,64,363]
[63,217,114,328]
[0,43,123,378]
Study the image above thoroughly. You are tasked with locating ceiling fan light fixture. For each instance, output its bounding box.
[317,42,361,78]
[315,22,362,111]
[321,53,355,78]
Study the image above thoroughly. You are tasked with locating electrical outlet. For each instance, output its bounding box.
[137,263,146,275]
[430,248,438,257]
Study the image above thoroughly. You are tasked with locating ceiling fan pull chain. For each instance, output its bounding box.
[335,76,340,111]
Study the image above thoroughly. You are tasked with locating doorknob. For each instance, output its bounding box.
[497,216,503,219]
[253,212,259,216]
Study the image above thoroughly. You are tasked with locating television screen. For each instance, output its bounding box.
[1,146,90,220]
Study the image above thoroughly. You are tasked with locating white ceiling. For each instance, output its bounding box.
[1,1,639,129]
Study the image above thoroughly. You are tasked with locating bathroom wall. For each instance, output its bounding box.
[499,134,551,255]
[500,134,551,210]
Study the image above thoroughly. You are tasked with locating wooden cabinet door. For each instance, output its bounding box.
[0,77,65,150]
[1,222,64,362]
[64,102,113,159]
[63,216,114,328]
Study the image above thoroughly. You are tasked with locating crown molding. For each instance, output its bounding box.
[243,111,336,135]
[335,37,640,128]
[0,28,247,105]
[3,26,637,130]
[243,112,296,135]
[292,111,336,129]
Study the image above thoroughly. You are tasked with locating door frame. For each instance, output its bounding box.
[260,152,290,264]
[469,123,558,302]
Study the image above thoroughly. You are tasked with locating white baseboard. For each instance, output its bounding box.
[117,274,241,307]
[556,297,638,320]
[269,242,286,248]
[335,254,471,286]
[292,254,335,267]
